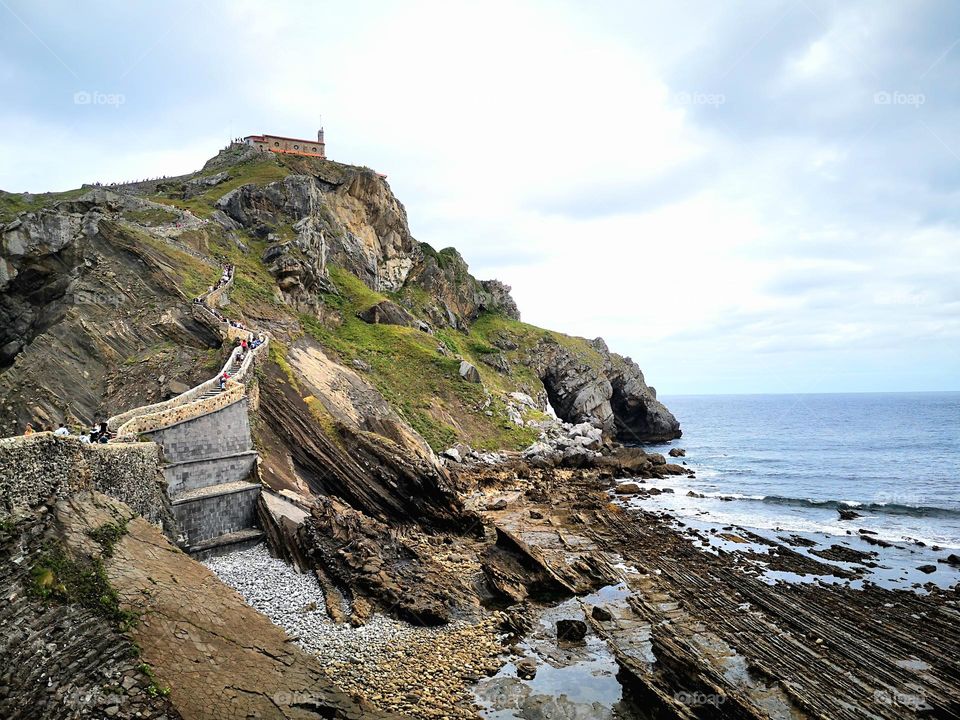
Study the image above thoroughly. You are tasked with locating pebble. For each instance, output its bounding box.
[205,544,503,718]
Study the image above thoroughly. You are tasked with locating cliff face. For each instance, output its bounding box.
[0,147,679,517]
[0,491,383,720]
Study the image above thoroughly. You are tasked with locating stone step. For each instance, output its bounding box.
[189,529,265,560]
[171,479,260,504]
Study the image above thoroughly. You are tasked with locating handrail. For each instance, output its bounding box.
[107,266,270,438]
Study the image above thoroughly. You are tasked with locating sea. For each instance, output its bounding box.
[629,391,960,589]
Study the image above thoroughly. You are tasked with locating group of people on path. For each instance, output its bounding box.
[23,420,112,444]
[220,334,265,389]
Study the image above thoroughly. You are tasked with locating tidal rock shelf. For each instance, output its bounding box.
[205,544,505,718]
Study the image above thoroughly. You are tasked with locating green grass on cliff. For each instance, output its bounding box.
[150,156,290,217]
[30,542,137,629]
[0,187,88,224]
[298,266,539,451]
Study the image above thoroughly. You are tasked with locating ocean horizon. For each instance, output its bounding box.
[629,390,960,588]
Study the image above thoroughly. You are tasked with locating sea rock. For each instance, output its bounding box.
[917,564,937,574]
[838,508,862,521]
[591,605,613,622]
[614,482,643,495]
[556,619,587,642]
[668,448,686,457]
[459,361,481,383]
[515,657,538,680]
[939,553,960,567]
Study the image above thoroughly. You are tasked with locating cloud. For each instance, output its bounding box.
[0,0,957,393]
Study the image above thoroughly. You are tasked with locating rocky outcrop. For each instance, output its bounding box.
[403,245,521,329]
[298,495,476,625]
[524,336,680,443]
[0,209,84,366]
[257,350,472,531]
[0,194,224,435]
[216,168,422,292]
[357,299,429,332]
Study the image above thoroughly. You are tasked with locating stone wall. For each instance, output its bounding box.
[146,397,252,466]
[144,397,262,550]
[0,433,171,525]
[165,453,258,496]
[172,484,261,545]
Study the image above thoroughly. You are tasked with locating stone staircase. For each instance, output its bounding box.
[107,266,269,558]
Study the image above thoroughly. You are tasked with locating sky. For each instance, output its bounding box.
[1,0,958,394]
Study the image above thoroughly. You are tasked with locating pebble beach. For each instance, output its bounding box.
[205,544,505,718]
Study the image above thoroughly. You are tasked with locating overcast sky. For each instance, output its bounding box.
[1,0,958,394]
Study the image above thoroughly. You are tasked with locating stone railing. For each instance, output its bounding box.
[107,265,270,438]
[205,272,233,309]
[109,344,243,431]
[116,380,245,438]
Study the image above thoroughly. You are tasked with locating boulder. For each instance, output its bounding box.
[458,361,481,383]
[939,553,960,567]
[614,482,643,495]
[917,564,937,574]
[515,657,537,680]
[591,605,613,622]
[357,300,421,329]
[668,447,686,457]
[838,508,861,521]
[164,380,190,398]
[556,619,587,642]
[440,447,462,463]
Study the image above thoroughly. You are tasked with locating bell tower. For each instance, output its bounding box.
[317,117,326,158]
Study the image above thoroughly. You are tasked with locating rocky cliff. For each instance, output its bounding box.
[0,147,679,516]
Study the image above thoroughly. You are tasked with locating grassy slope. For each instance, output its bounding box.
[301,267,541,451]
[0,188,88,224]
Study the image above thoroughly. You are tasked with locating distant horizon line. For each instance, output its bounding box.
[660,389,960,398]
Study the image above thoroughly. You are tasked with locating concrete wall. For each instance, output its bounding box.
[146,397,253,466]
[0,434,171,525]
[165,453,257,496]
[173,484,260,545]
